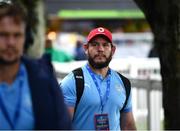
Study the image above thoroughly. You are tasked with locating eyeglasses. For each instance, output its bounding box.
[89,41,112,48]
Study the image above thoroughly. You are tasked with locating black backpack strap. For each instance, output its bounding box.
[72,68,84,114]
[117,72,131,113]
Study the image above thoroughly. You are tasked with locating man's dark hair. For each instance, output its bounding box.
[0,1,27,24]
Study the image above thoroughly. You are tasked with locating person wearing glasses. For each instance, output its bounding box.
[60,27,136,130]
[0,1,71,130]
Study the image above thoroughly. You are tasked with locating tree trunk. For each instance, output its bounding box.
[17,0,45,58]
[26,0,45,58]
[134,0,180,129]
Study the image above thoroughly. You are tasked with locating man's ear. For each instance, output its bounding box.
[83,44,88,54]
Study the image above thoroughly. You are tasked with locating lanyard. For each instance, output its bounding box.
[0,80,23,130]
[86,65,111,113]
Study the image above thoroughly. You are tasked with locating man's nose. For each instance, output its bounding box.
[7,36,16,46]
[97,44,105,51]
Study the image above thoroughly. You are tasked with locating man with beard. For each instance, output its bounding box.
[0,1,71,130]
[60,27,136,130]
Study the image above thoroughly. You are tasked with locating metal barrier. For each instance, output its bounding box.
[131,79,162,130]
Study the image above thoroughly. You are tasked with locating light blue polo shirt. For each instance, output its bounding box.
[60,63,132,130]
[0,63,34,130]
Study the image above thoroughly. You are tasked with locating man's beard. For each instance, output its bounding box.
[88,53,112,69]
[0,57,19,65]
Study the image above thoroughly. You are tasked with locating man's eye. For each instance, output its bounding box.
[103,43,110,47]
[90,42,111,47]
[91,42,98,46]
[0,32,8,37]
[14,33,22,38]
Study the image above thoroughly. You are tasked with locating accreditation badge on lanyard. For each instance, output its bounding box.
[86,65,111,130]
[94,113,110,130]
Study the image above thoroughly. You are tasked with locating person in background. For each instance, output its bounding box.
[0,1,71,130]
[60,27,136,130]
[148,45,158,57]
[45,37,73,62]
[74,40,87,61]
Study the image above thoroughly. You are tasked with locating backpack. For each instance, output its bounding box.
[73,67,131,114]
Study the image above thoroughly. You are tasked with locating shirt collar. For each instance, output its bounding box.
[86,63,111,80]
[0,63,26,89]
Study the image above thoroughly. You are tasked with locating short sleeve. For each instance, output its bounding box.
[122,91,132,113]
[59,72,76,107]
